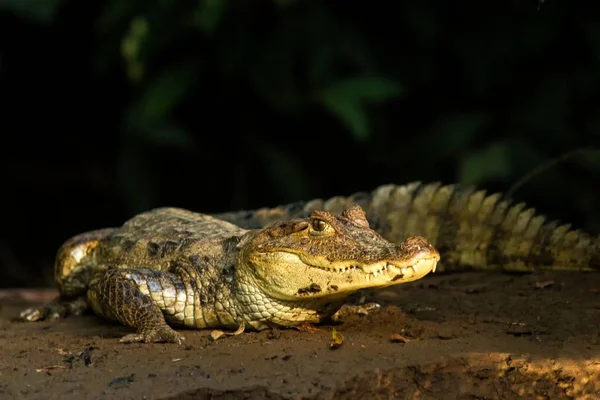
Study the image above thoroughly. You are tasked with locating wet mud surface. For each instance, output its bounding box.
[1,271,599,399]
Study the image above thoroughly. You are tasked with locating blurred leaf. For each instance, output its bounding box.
[274,0,298,7]
[576,148,600,172]
[323,75,403,103]
[130,16,148,37]
[194,0,229,34]
[320,75,404,141]
[128,120,195,150]
[507,136,548,177]
[459,141,512,185]
[126,61,145,83]
[121,16,150,82]
[129,63,198,122]
[584,115,600,138]
[258,144,310,202]
[0,0,62,23]
[583,22,600,67]
[425,114,489,155]
[96,1,139,32]
[501,138,562,198]
[249,30,300,114]
[322,99,369,141]
[116,140,156,214]
[512,77,568,135]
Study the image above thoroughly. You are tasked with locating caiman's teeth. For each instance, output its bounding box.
[432,261,437,273]
[373,270,378,278]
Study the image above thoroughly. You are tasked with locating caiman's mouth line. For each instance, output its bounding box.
[306,257,438,280]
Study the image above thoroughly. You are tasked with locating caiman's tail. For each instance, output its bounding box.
[214,182,600,273]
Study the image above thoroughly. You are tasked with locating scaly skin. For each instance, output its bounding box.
[20,204,439,344]
[215,182,600,272]
[21,181,600,343]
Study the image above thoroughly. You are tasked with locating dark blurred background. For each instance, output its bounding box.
[0,0,599,289]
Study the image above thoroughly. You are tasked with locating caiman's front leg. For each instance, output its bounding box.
[20,228,116,322]
[88,268,185,344]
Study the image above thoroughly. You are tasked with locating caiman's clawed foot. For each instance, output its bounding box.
[19,296,89,322]
[119,325,185,344]
[19,307,50,322]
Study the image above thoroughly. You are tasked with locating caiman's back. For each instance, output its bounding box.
[96,207,245,268]
[55,207,246,297]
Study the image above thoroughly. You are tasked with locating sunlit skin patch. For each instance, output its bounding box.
[243,204,440,301]
[52,228,116,297]
[56,240,100,284]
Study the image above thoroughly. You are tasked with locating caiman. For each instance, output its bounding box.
[20,182,600,344]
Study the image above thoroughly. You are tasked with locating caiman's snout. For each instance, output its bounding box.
[399,235,440,265]
[386,235,440,281]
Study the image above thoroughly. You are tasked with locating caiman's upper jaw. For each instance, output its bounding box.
[304,255,439,285]
[361,257,438,282]
[297,234,441,286]
[246,246,440,301]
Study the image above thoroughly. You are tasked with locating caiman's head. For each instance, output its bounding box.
[241,204,440,301]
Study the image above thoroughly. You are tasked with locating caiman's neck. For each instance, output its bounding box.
[231,231,349,330]
[232,268,347,330]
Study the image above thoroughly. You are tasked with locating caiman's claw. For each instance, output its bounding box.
[19,306,50,322]
[119,325,185,344]
[19,296,89,322]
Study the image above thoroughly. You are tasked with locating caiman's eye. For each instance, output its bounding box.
[310,218,328,232]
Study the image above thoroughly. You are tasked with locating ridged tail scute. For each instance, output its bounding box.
[214,182,600,273]
[355,182,600,273]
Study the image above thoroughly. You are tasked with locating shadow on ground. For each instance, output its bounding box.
[1,271,599,399]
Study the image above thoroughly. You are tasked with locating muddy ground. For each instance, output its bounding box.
[1,271,599,399]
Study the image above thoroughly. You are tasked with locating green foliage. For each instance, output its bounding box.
[116,140,157,214]
[106,1,400,147]
[320,76,404,141]
[425,114,490,156]
[194,0,230,34]
[129,63,198,122]
[459,142,512,185]
[4,0,600,290]
[0,0,62,23]
[257,144,311,202]
[3,0,599,231]
[121,16,149,82]
[577,148,600,172]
